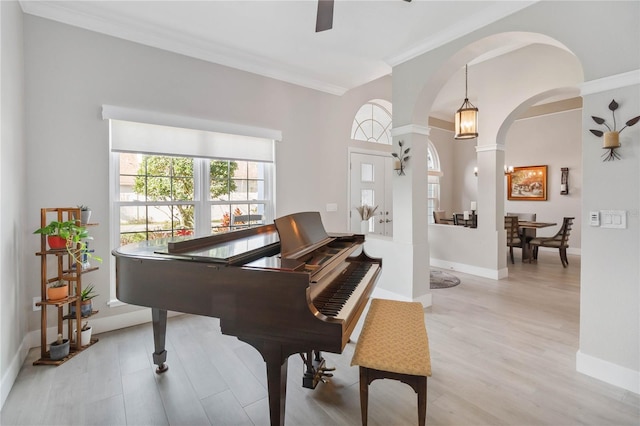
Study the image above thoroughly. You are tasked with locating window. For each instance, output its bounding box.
[116,155,270,245]
[427,141,442,224]
[104,106,280,305]
[351,99,392,144]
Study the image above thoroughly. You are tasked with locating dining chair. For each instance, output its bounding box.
[504,216,522,264]
[529,217,574,267]
[507,212,536,240]
[433,210,447,224]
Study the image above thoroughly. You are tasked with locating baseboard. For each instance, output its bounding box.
[27,308,183,349]
[430,258,506,280]
[0,336,30,411]
[576,350,640,394]
[372,287,432,307]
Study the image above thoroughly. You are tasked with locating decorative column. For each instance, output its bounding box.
[388,125,431,306]
[475,142,508,275]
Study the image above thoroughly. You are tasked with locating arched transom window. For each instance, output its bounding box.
[351,99,392,144]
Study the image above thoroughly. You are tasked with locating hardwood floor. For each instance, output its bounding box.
[3,251,639,425]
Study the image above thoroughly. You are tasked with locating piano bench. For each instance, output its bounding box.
[351,298,431,426]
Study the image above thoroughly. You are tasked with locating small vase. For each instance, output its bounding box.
[74,327,92,346]
[47,285,68,301]
[360,220,369,235]
[72,210,92,225]
[47,235,67,250]
[49,339,69,360]
[70,300,92,317]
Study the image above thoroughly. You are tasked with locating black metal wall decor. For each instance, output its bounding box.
[589,99,640,161]
[392,140,410,175]
[561,167,569,195]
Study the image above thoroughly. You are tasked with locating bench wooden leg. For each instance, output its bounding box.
[359,367,369,426]
[359,367,428,426]
[417,375,427,426]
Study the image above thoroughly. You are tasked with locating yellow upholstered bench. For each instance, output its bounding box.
[351,298,432,426]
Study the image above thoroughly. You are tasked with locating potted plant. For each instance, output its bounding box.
[74,321,92,346]
[33,220,102,264]
[73,205,92,226]
[47,279,68,301]
[70,284,98,317]
[49,333,69,360]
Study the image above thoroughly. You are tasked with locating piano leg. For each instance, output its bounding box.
[151,308,169,373]
[239,338,288,426]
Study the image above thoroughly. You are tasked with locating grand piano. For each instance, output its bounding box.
[113,211,382,425]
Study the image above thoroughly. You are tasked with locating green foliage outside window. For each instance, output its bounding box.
[132,156,238,229]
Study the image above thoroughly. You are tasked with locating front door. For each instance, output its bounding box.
[350,152,393,237]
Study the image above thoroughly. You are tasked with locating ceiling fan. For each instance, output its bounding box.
[316,0,412,32]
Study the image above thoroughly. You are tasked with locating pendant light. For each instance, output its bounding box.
[454,64,478,140]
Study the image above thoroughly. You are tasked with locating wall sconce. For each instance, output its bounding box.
[392,140,410,175]
[589,99,640,161]
[473,167,478,177]
[454,64,478,140]
[504,165,514,175]
[561,167,569,195]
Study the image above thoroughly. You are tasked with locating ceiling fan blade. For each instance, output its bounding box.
[315,0,334,32]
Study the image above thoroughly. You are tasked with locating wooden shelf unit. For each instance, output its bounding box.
[33,207,99,366]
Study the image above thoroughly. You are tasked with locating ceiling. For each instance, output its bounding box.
[20,0,537,98]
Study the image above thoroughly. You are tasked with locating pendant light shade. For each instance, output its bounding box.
[454,65,478,140]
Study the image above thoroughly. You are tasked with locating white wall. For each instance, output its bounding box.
[399,0,639,393]
[579,86,639,391]
[0,0,27,409]
[22,15,391,333]
[431,107,583,251]
[505,108,583,249]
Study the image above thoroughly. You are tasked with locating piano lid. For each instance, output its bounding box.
[275,212,334,259]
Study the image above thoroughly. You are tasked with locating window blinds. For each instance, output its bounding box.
[103,105,280,162]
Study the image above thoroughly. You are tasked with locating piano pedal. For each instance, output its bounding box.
[300,353,336,389]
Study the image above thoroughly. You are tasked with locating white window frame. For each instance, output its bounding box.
[104,106,280,306]
[427,140,443,224]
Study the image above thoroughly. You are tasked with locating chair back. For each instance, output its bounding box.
[553,217,574,247]
[433,210,447,224]
[504,216,521,247]
[506,212,536,222]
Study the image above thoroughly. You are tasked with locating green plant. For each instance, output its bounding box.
[34,220,102,264]
[81,321,90,332]
[80,284,98,301]
[33,220,88,240]
[77,205,90,211]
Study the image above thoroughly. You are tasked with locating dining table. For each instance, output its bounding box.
[517,220,557,261]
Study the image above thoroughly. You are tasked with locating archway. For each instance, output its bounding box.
[407,33,584,278]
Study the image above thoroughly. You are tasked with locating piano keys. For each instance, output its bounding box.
[113,211,381,426]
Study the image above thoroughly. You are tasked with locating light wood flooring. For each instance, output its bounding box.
[2,251,639,425]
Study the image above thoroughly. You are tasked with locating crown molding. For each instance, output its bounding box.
[391,124,430,137]
[20,1,348,96]
[476,144,504,153]
[580,69,640,96]
[385,1,538,67]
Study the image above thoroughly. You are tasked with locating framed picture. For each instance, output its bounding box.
[507,165,547,201]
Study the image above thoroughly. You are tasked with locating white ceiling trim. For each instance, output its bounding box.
[580,69,640,96]
[385,1,538,67]
[20,0,349,95]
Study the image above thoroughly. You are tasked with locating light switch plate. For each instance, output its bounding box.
[600,210,626,229]
[326,203,338,212]
[589,211,599,226]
